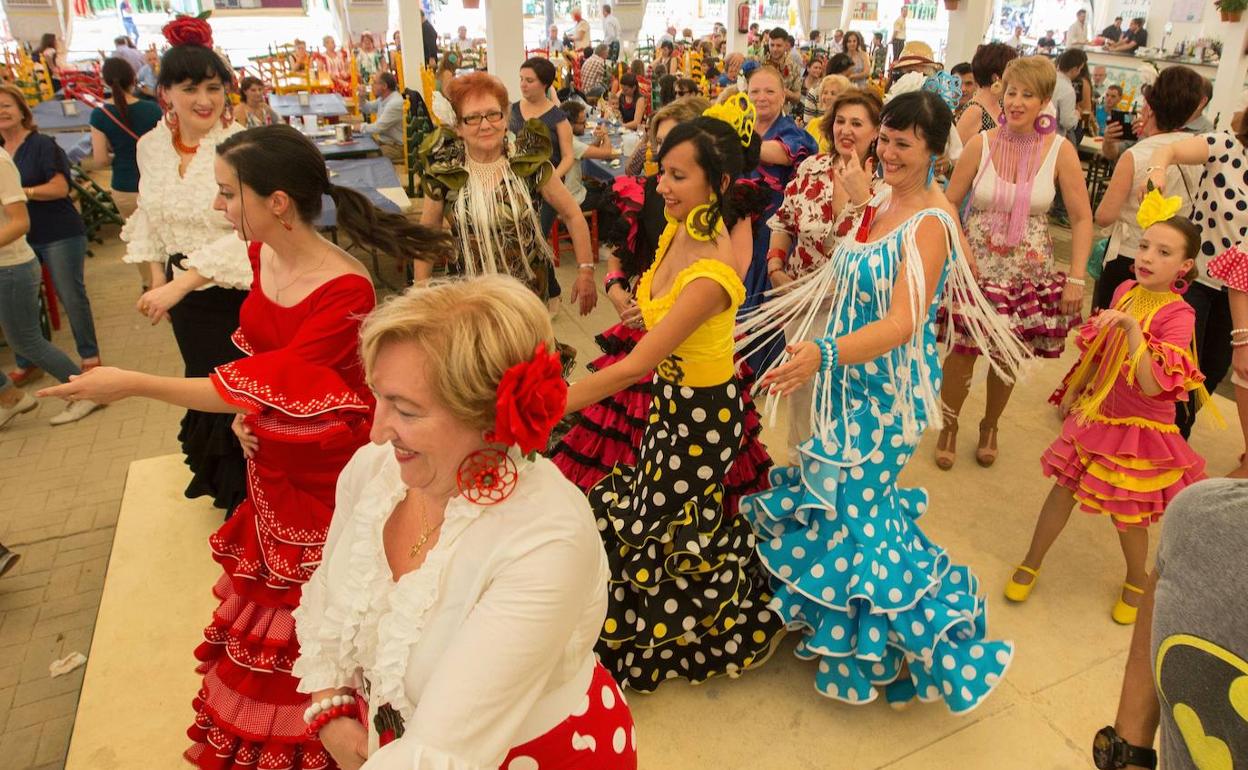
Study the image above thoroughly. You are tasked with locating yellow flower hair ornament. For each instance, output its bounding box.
[1137,187,1183,231]
[702,93,756,149]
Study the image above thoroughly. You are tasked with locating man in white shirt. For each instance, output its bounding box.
[601,4,622,61]
[658,25,677,46]
[828,29,845,54]
[360,72,406,163]
[1053,49,1086,139]
[891,7,907,64]
[571,10,591,53]
[1066,8,1090,48]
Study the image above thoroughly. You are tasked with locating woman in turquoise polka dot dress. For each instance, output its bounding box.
[737,92,1030,713]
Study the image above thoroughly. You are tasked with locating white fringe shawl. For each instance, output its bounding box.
[451,154,552,280]
[736,200,1031,454]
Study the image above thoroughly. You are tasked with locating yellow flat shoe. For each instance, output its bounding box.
[1004,565,1040,603]
[1112,582,1145,625]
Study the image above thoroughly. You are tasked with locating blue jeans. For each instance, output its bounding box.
[0,259,80,392]
[16,235,98,369]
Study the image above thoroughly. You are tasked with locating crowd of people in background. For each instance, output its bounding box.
[0,6,1243,770]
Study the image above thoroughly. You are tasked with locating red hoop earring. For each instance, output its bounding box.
[456,449,517,505]
[1170,277,1189,295]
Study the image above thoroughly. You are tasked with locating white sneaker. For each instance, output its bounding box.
[49,399,102,426]
[0,392,37,429]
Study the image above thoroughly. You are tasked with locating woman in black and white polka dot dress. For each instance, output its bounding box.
[1144,111,1248,450]
[560,109,786,692]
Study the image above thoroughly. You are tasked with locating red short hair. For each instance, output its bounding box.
[445,72,510,119]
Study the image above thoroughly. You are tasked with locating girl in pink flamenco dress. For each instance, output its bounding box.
[1003,202,1215,625]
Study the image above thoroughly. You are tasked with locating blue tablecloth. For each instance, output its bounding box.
[55,131,92,164]
[315,157,402,228]
[270,93,348,118]
[32,100,92,132]
[316,134,381,159]
[585,122,628,183]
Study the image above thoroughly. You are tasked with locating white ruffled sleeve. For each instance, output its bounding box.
[360,497,603,770]
[291,445,377,692]
[184,231,253,290]
[120,134,167,265]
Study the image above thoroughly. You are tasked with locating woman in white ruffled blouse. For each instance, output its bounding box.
[292,275,637,770]
[121,31,251,513]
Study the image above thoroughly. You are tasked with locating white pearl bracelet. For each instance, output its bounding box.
[1066,277,1086,287]
[303,694,351,724]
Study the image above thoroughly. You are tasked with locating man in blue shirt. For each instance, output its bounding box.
[135,48,159,100]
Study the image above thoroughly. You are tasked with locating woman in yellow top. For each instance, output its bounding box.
[561,96,784,692]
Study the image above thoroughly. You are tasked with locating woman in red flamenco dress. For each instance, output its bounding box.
[42,124,449,768]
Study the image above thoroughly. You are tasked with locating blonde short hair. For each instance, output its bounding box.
[649,94,711,147]
[360,275,555,431]
[819,74,851,97]
[1000,56,1057,104]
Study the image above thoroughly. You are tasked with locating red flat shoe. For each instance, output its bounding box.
[6,367,44,387]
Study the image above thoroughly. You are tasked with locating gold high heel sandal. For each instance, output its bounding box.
[1004,565,1040,603]
[934,423,958,470]
[1112,582,1145,625]
[975,424,999,467]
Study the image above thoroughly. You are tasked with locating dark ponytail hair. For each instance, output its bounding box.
[656,115,765,233]
[101,57,135,128]
[216,125,450,263]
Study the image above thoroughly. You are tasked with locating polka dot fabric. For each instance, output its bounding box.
[1208,244,1248,293]
[1190,133,1248,286]
[739,221,1014,714]
[550,322,773,516]
[588,376,784,691]
[498,662,637,769]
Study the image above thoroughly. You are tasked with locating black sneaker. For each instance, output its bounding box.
[0,544,19,578]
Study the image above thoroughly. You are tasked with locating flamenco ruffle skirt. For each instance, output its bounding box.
[185,489,337,769]
[740,441,1013,714]
[1041,415,1206,529]
[588,375,784,692]
[552,322,772,516]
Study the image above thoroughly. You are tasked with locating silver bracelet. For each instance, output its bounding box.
[1066,276,1086,287]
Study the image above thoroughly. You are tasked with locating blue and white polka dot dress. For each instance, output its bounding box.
[740,210,1014,714]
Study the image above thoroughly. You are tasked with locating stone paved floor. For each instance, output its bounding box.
[0,204,1237,768]
[0,228,188,770]
[0,221,422,768]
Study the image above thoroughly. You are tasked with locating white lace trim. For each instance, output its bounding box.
[120,120,251,290]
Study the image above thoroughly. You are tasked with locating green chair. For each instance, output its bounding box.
[69,167,124,252]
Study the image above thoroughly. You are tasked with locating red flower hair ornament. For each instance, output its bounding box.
[488,342,568,456]
[163,12,214,49]
[456,343,567,506]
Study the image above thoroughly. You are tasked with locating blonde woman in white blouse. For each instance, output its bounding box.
[122,35,251,513]
[292,275,637,770]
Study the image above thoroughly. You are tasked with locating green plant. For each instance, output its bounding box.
[1217,0,1247,12]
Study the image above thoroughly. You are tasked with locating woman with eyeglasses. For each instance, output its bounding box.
[417,73,597,367]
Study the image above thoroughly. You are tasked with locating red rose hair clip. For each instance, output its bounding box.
[162,13,214,49]
[456,342,568,505]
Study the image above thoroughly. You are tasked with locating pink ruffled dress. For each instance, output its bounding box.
[1043,281,1208,529]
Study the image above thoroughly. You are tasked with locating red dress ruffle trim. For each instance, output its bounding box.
[187,575,332,770]
[1208,244,1248,293]
[550,322,772,516]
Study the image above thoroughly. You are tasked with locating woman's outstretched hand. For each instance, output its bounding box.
[36,367,132,404]
[758,341,821,397]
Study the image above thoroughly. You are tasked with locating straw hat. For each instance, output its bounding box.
[891,41,940,73]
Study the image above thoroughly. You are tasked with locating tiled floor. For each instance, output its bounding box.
[2,216,1244,768]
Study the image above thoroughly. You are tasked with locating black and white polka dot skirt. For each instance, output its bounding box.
[588,373,785,692]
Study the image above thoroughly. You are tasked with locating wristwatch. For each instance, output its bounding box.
[1093,726,1157,769]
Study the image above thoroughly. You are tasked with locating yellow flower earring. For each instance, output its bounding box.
[685,196,719,241]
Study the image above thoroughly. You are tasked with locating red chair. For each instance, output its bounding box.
[60,69,105,101]
[548,210,599,267]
